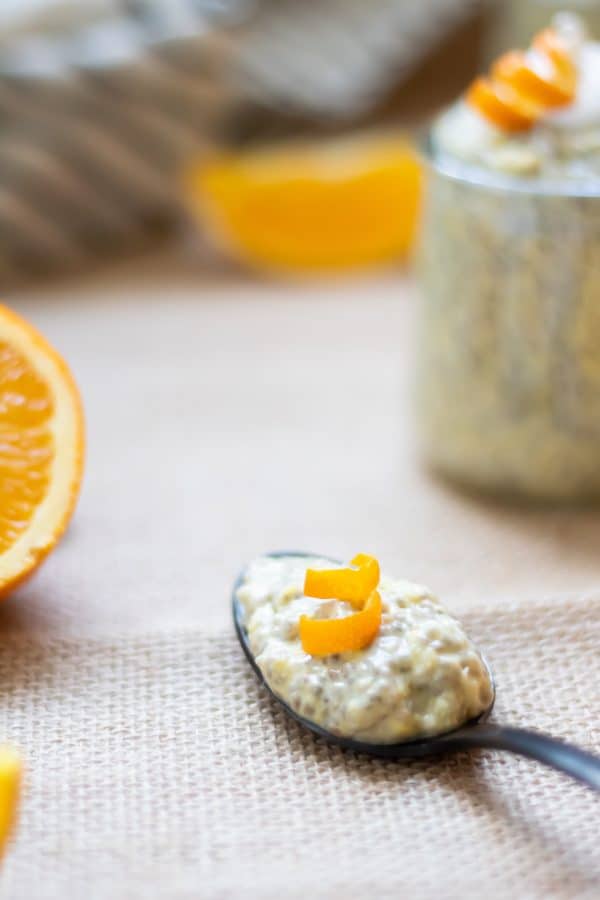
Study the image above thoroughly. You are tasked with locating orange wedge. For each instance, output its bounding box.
[185,134,422,273]
[304,553,380,610]
[0,747,22,858]
[0,304,84,597]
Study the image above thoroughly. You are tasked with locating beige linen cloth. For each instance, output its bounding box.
[1,255,599,899]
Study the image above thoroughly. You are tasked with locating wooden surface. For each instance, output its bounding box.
[1,250,600,637]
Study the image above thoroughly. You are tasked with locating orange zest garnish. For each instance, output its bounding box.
[492,50,575,108]
[467,25,578,132]
[299,589,382,657]
[467,77,541,133]
[0,747,22,859]
[303,553,380,610]
[185,135,422,273]
[533,28,577,81]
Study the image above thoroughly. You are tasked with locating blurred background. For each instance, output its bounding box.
[0,0,493,285]
[2,0,599,286]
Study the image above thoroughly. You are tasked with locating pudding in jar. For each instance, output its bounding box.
[418,14,600,501]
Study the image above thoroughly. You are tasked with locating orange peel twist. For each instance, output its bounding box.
[303,553,380,610]
[299,589,382,657]
[299,554,382,656]
[467,27,578,132]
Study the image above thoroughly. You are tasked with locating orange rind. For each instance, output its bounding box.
[0,747,22,858]
[299,589,382,657]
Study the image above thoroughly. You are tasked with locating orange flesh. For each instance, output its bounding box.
[0,342,53,554]
[467,27,578,132]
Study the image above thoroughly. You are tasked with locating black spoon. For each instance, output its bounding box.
[233,551,600,791]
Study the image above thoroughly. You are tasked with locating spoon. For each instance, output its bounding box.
[233,551,600,791]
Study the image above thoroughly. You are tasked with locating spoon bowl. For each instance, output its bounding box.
[233,551,600,787]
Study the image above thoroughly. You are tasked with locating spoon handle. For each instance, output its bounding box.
[439,723,600,791]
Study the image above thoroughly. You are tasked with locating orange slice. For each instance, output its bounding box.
[466,76,541,132]
[185,134,422,273]
[0,747,22,858]
[0,304,84,597]
[492,50,575,107]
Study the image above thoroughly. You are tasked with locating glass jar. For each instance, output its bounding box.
[416,145,600,501]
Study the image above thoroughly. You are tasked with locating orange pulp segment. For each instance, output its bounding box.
[0,305,84,596]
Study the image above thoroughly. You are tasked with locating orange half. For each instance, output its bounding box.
[0,305,84,597]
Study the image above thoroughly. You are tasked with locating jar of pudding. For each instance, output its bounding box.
[417,16,600,501]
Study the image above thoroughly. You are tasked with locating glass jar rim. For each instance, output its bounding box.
[422,133,600,200]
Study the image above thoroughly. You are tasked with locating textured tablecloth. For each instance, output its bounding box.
[1,253,599,898]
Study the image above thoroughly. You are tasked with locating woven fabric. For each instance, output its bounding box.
[2,263,600,898]
[0,596,599,900]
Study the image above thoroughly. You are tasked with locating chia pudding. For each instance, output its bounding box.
[418,16,600,500]
[236,555,493,744]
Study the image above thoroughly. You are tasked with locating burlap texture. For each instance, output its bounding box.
[1,595,599,900]
[0,257,598,898]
